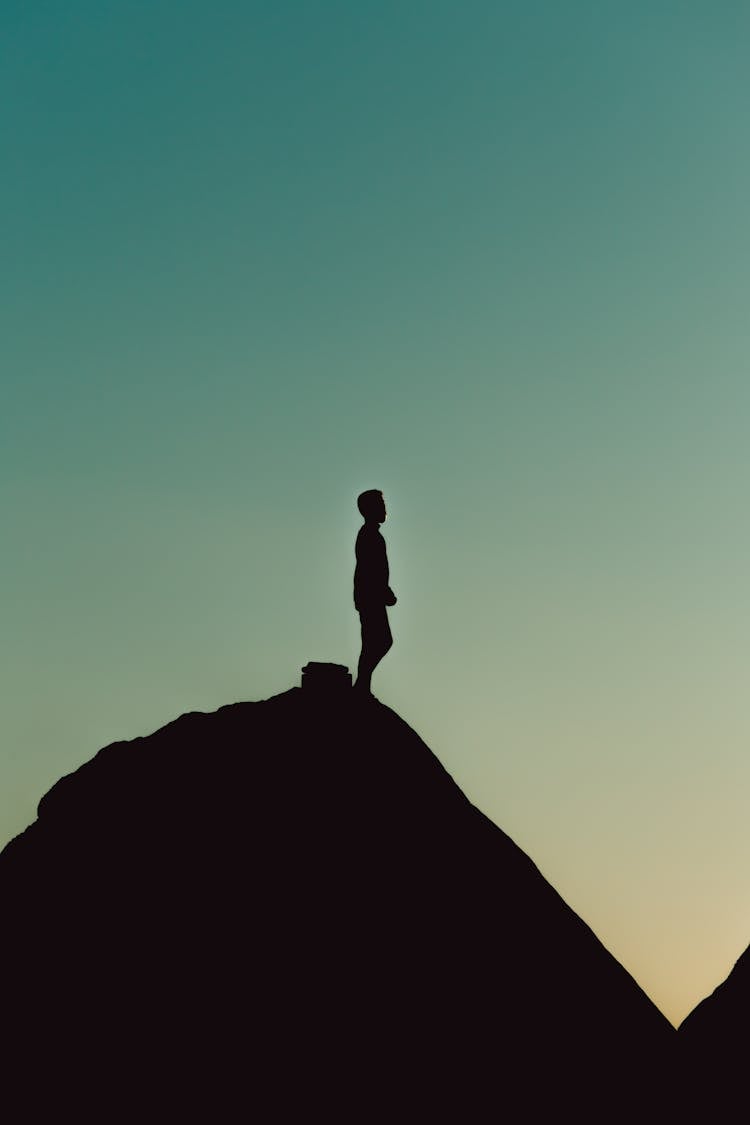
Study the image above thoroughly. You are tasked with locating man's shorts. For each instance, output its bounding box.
[358,604,392,651]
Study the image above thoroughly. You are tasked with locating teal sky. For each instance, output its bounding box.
[4,2,750,1026]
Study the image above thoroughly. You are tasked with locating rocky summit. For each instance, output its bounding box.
[1,685,675,1120]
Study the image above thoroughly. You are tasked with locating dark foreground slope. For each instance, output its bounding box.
[1,688,673,1120]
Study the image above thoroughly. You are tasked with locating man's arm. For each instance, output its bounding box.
[355,528,395,606]
[382,534,396,604]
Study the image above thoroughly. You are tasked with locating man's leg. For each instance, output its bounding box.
[355,607,392,694]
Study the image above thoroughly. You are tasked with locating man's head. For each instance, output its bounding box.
[357,489,386,524]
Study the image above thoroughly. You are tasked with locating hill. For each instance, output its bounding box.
[0,678,674,1119]
[679,940,750,1114]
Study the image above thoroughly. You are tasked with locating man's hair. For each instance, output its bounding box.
[357,489,383,518]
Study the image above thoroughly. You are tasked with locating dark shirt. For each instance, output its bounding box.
[353,523,389,610]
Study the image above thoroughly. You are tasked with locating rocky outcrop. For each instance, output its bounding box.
[679,942,750,1114]
[0,686,674,1119]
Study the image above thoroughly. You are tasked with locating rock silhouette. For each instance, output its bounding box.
[1,683,674,1119]
[679,941,750,1113]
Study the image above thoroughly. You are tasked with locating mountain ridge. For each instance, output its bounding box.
[1,682,675,1119]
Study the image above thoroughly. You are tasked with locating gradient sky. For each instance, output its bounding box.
[4,1,750,1026]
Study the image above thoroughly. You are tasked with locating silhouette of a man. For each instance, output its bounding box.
[353,490,396,695]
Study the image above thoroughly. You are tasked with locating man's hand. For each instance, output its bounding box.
[385,587,397,606]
